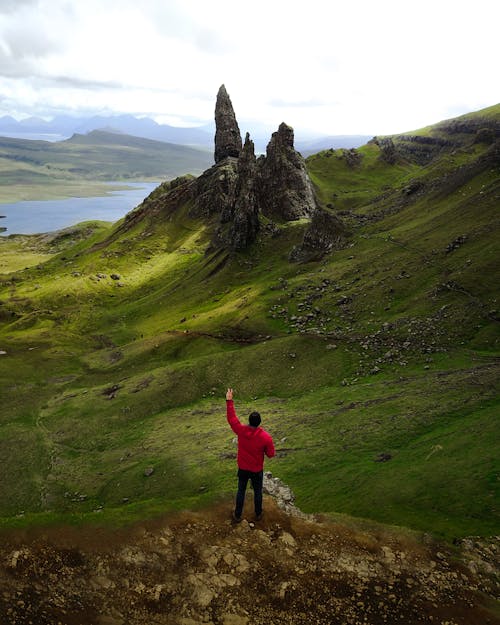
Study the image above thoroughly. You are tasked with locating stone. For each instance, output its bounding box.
[144,467,155,477]
[214,84,242,163]
[290,208,347,262]
[228,133,260,250]
[278,532,297,548]
[257,123,317,221]
[375,453,392,462]
[193,159,239,220]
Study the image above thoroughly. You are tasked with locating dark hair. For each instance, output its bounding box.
[248,411,261,427]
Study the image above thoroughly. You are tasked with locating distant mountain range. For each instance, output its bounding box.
[0,114,371,154]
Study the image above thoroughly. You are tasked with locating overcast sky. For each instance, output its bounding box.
[0,0,498,136]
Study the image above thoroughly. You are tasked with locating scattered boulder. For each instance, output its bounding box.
[375,452,393,462]
[342,147,362,167]
[445,234,467,253]
[102,384,121,398]
[263,472,313,519]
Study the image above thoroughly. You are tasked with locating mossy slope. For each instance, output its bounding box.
[0,106,498,539]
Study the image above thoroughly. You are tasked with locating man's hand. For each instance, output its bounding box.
[226,387,233,401]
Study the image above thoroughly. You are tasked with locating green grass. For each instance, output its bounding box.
[0,106,499,540]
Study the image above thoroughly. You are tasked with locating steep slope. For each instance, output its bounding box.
[0,104,498,543]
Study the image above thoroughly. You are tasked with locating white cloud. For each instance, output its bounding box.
[0,0,498,135]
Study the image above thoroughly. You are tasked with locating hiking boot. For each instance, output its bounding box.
[255,512,263,521]
[232,512,242,523]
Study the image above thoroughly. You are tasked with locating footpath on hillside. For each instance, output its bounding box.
[0,475,498,625]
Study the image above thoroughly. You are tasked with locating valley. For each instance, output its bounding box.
[0,96,498,624]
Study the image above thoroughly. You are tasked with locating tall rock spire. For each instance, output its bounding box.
[214,84,242,163]
[257,122,317,221]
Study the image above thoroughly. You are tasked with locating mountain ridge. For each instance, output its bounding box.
[0,112,373,153]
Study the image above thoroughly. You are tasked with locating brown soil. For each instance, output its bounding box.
[0,499,498,625]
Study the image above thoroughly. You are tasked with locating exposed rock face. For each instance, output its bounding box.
[229,133,260,250]
[136,86,344,257]
[376,137,398,164]
[257,123,318,221]
[214,85,242,163]
[192,159,239,220]
[289,208,347,262]
[0,499,496,625]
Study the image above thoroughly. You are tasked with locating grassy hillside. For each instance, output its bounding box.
[0,130,212,202]
[0,107,498,540]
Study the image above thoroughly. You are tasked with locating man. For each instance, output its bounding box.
[226,387,275,522]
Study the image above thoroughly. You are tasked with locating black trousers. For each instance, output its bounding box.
[235,468,263,517]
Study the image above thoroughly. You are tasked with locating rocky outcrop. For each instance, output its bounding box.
[376,137,398,164]
[123,86,343,258]
[289,208,347,262]
[192,159,239,220]
[229,133,260,250]
[0,499,496,625]
[214,84,242,163]
[193,90,324,252]
[257,123,318,221]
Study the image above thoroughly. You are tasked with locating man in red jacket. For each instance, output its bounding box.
[226,387,275,522]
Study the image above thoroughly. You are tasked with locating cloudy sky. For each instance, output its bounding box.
[0,0,498,136]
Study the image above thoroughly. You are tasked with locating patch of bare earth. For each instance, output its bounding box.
[0,499,498,625]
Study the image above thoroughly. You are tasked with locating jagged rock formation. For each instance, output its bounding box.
[229,133,260,249]
[214,84,242,163]
[289,208,347,263]
[192,87,328,253]
[257,123,317,221]
[121,86,344,257]
[192,159,239,220]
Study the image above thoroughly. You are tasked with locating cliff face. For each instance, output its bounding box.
[257,123,317,221]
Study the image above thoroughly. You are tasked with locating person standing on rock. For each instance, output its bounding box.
[226,388,275,522]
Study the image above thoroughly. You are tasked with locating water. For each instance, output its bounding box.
[0,182,160,236]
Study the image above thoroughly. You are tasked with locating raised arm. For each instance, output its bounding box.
[226,387,244,435]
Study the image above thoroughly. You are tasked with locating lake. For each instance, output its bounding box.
[0,182,160,236]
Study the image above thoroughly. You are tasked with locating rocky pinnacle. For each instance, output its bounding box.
[214,84,242,163]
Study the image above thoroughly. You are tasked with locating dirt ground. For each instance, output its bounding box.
[0,498,498,625]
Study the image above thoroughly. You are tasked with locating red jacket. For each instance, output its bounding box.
[226,400,275,472]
